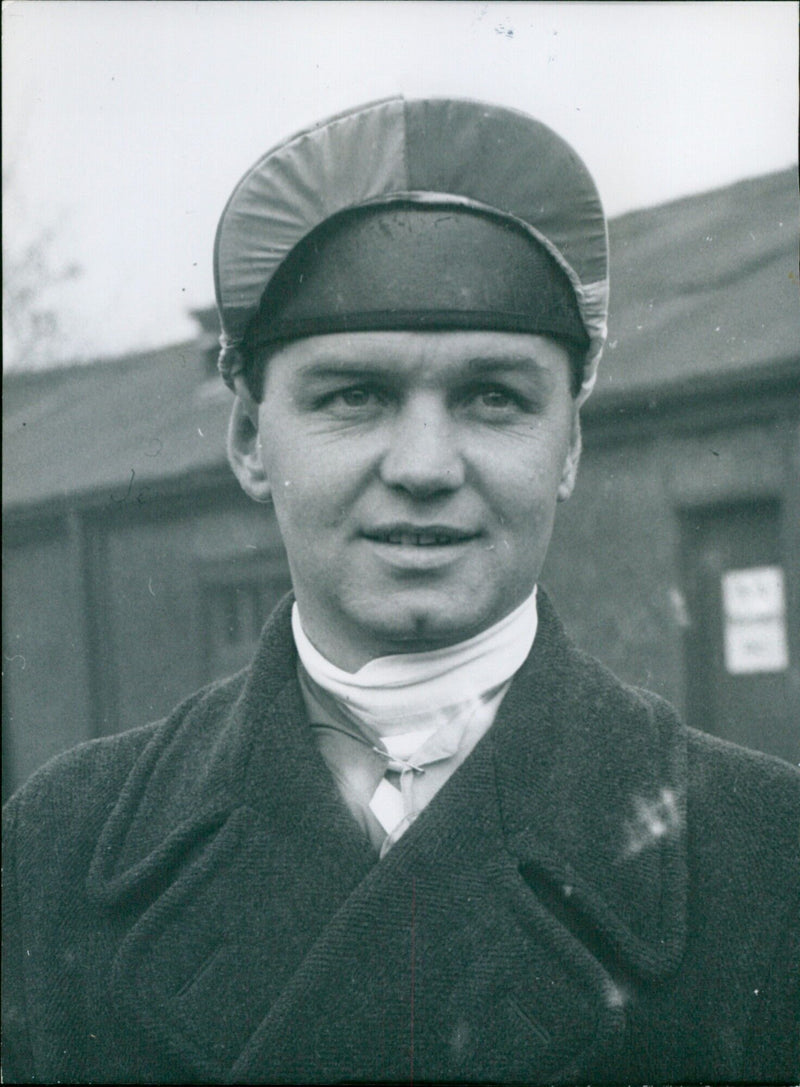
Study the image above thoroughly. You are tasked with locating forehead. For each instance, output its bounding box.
[261,330,571,384]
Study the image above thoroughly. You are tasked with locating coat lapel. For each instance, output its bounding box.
[228,728,630,1084]
[88,591,687,1083]
[89,598,378,1080]
[492,590,688,979]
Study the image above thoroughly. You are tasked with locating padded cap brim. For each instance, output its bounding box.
[214,96,608,403]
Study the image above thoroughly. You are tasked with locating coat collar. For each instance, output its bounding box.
[490,589,687,977]
[88,590,687,1081]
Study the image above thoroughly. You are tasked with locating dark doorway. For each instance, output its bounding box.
[680,500,795,763]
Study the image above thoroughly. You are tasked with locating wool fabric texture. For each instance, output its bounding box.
[3,592,799,1084]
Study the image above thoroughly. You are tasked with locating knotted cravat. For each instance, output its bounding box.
[293,590,538,855]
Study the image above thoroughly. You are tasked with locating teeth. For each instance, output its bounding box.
[380,531,461,546]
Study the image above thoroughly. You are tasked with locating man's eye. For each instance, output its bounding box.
[339,387,372,407]
[468,386,521,412]
[477,389,513,408]
[321,386,384,413]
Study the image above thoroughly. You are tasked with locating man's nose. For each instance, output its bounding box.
[379,396,465,497]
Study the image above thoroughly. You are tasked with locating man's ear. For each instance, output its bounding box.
[557,407,582,502]
[227,382,272,503]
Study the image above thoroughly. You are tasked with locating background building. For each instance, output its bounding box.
[4,169,799,796]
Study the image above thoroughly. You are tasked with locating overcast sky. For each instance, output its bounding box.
[3,0,798,368]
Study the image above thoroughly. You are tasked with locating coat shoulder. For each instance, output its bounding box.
[3,669,249,859]
[683,723,800,872]
[2,667,257,1083]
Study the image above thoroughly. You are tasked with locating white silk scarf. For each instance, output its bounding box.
[292,588,538,738]
[293,590,538,854]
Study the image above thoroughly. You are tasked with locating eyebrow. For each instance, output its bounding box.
[465,355,552,376]
[293,354,553,381]
[294,362,391,380]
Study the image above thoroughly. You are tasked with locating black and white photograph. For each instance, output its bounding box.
[3,2,799,1083]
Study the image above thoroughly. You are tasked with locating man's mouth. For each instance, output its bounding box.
[364,525,476,547]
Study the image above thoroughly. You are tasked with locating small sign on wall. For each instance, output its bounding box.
[722,565,789,674]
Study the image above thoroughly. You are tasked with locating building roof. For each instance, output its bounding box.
[601,167,799,402]
[4,168,798,514]
[4,342,232,514]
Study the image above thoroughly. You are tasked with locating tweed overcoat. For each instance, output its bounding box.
[3,592,798,1084]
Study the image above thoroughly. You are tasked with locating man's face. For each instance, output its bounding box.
[248,330,580,670]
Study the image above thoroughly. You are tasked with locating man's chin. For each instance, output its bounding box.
[349,597,495,656]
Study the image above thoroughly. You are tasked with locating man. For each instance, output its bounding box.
[3,97,798,1084]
